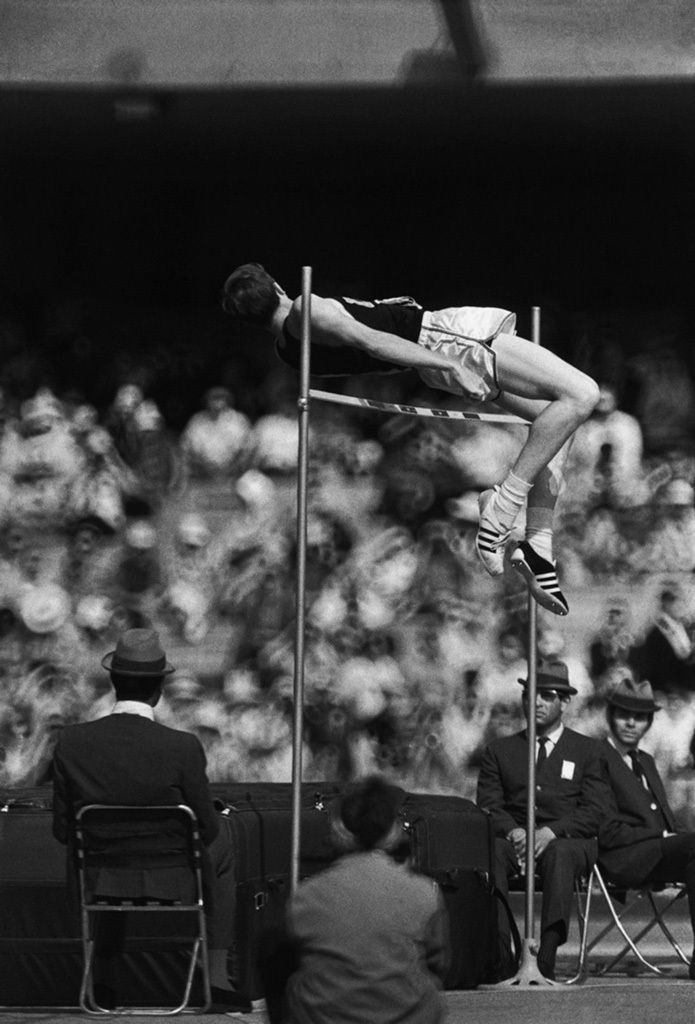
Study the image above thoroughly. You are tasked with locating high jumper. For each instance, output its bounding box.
[221,263,599,616]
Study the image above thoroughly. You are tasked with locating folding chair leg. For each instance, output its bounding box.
[648,890,690,967]
[591,866,662,975]
[568,866,690,980]
[79,912,99,1013]
[79,913,211,1016]
[564,874,594,985]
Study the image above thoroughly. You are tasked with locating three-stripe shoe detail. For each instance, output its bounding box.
[475,488,511,577]
[510,541,569,616]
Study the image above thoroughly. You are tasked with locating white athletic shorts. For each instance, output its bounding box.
[416,306,516,402]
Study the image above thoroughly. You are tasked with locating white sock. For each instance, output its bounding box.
[491,472,533,531]
[525,506,554,562]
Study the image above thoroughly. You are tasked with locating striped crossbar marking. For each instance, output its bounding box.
[309,389,530,425]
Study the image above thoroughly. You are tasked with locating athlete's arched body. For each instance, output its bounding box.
[221,264,599,615]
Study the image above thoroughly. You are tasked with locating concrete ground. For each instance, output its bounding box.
[1,976,695,1024]
[1,891,692,1023]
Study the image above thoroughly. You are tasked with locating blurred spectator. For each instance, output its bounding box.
[629,584,695,697]
[157,671,208,731]
[639,691,695,780]
[574,504,630,580]
[129,399,181,512]
[18,582,87,675]
[588,595,635,692]
[180,386,252,479]
[647,479,695,573]
[536,624,594,718]
[74,593,117,648]
[248,409,298,476]
[164,581,211,645]
[449,420,521,491]
[104,383,143,465]
[474,625,528,713]
[564,382,645,509]
[69,423,133,531]
[628,336,695,456]
[166,512,218,600]
[61,514,117,597]
[0,698,65,787]
[0,521,28,601]
[114,519,163,622]
[0,389,85,529]
[0,605,24,686]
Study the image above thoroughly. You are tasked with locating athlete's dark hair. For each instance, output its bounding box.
[220,262,280,327]
[339,775,403,851]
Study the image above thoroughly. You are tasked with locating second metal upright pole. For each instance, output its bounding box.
[486,306,555,987]
[524,597,538,938]
[290,265,312,895]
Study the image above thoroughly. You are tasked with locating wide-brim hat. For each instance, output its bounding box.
[518,658,577,695]
[607,677,661,713]
[102,627,175,677]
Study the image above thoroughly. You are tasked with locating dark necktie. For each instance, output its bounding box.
[628,750,668,830]
[537,736,549,768]
[628,750,644,782]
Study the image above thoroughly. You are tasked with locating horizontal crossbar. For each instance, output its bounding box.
[309,388,530,425]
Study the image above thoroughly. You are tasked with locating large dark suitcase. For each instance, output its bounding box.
[0,788,82,1006]
[400,793,503,989]
[213,781,341,999]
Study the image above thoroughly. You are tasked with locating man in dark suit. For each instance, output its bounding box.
[51,627,251,1013]
[598,677,695,978]
[477,659,608,979]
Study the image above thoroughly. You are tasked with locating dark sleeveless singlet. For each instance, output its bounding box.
[275,295,425,377]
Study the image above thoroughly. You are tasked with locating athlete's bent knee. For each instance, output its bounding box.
[570,376,600,422]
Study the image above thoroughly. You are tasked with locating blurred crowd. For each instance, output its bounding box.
[1,357,695,823]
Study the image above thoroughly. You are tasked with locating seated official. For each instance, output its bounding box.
[598,678,695,979]
[477,659,608,980]
[51,628,251,1014]
[277,776,449,1024]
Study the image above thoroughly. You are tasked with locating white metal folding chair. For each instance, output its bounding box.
[566,863,688,983]
[74,804,211,1015]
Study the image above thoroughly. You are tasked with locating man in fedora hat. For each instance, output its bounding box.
[51,627,251,1013]
[477,659,609,979]
[598,677,695,977]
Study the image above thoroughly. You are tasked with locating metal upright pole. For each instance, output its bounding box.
[524,305,542,939]
[524,597,539,938]
[290,266,312,895]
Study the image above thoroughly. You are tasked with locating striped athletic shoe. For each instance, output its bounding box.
[475,488,511,577]
[510,541,569,616]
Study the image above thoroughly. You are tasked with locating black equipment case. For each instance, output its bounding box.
[212,782,341,998]
[400,792,502,988]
